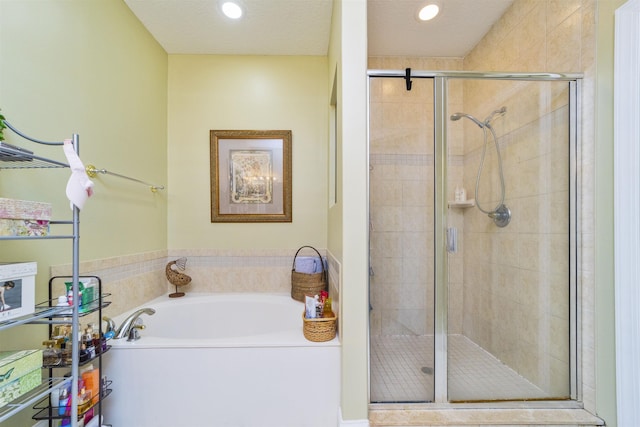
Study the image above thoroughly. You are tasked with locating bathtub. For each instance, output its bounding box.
[102,293,340,427]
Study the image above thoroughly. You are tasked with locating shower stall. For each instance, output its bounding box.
[368,71,580,404]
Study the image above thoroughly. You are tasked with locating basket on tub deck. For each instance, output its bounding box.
[290,246,327,302]
[302,311,336,342]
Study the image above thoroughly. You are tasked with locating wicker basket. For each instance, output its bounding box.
[291,246,327,302]
[302,311,337,342]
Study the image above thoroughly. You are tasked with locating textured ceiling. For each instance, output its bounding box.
[124,0,515,57]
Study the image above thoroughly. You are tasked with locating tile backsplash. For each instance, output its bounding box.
[51,248,340,320]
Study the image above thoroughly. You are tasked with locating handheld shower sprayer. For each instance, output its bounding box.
[450,106,507,128]
[449,106,511,227]
[450,112,484,128]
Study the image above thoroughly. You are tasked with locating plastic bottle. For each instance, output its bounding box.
[81,364,100,405]
[56,295,72,315]
[58,387,69,416]
[323,297,333,316]
[83,278,97,309]
[455,185,466,202]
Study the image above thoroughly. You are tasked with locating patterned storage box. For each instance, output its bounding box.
[0,349,43,408]
[0,198,51,236]
[0,368,42,408]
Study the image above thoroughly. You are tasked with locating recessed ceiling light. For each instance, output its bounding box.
[417,3,440,21]
[222,1,242,19]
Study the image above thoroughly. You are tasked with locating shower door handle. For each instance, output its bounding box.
[446,227,458,253]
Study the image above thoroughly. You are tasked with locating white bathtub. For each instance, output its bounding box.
[102,293,340,427]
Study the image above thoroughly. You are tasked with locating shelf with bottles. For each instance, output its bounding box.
[48,276,111,316]
[47,295,112,319]
[43,342,111,370]
[0,377,69,424]
[32,378,112,423]
[448,198,476,209]
[38,275,111,426]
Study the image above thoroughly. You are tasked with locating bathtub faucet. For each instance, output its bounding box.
[113,308,156,340]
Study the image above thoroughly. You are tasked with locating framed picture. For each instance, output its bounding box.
[210,130,292,223]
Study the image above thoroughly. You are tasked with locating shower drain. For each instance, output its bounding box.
[420,366,433,375]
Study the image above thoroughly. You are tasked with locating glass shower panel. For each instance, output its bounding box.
[446,78,573,402]
[369,76,435,403]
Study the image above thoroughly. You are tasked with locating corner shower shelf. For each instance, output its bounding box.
[448,199,475,209]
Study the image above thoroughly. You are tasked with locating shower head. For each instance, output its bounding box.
[450,112,484,128]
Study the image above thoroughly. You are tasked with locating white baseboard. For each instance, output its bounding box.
[339,407,370,427]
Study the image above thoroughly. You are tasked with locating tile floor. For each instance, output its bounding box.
[370,334,548,403]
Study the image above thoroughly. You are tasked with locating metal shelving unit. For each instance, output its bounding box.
[0,121,82,426]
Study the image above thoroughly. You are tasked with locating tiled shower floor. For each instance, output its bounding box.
[370,334,548,402]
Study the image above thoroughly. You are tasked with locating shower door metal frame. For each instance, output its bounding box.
[367,70,583,406]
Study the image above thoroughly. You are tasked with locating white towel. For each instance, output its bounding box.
[63,139,94,210]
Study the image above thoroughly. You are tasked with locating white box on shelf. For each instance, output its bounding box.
[0,262,37,323]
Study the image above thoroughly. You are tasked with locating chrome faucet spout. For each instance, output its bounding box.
[114,307,156,339]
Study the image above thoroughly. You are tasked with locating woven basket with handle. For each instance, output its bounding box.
[290,245,327,302]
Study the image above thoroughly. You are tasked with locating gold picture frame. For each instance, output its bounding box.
[210,130,292,223]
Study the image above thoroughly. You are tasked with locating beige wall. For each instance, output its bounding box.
[166,55,329,250]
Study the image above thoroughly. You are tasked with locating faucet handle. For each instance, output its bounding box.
[126,319,146,341]
[127,324,145,341]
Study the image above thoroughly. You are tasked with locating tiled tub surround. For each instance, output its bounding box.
[51,248,340,322]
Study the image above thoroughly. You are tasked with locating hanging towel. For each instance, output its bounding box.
[63,139,94,210]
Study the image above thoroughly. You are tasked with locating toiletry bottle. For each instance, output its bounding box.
[56,295,71,315]
[66,288,73,306]
[77,387,92,414]
[92,331,101,355]
[50,383,60,411]
[58,387,69,416]
[81,364,100,405]
[43,340,62,366]
[83,326,96,358]
[82,278,97,309]
[60,338,72,365]
[79,343,90,363]
[323,297,332,316]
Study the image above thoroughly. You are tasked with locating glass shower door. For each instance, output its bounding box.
[445,78,575,402]
[369,72,578,405]
[368,76,435,403]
